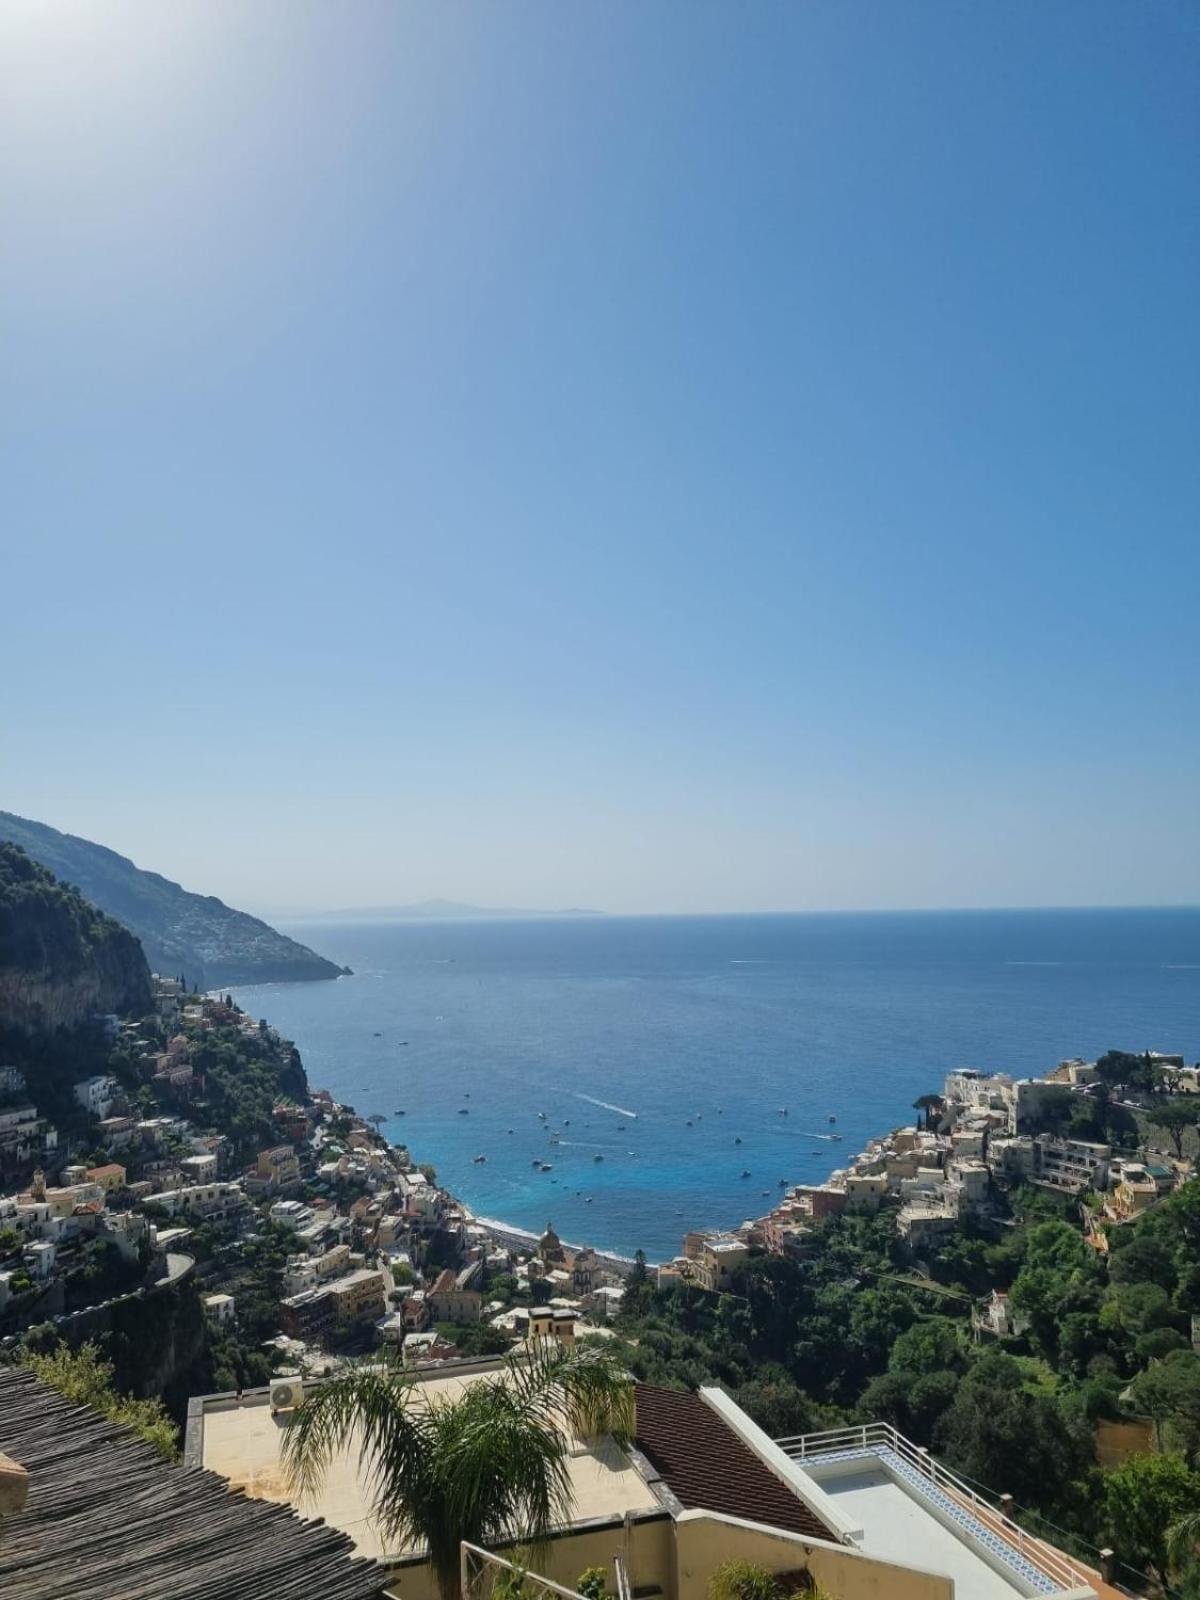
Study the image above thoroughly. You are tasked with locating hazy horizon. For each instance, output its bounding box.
[4,2,1197,915]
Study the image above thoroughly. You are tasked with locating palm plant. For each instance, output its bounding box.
[1168,1508,1200,1574]
[282,1340,634,1600]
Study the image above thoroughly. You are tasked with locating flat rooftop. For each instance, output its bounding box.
[189,1362,661,1562]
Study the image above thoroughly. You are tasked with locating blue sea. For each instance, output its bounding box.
[230,909,1200,1260]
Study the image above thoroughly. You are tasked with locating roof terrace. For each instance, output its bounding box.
[776,1423,1098,1600]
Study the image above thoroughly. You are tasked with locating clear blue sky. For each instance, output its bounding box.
[2,1,1197,915]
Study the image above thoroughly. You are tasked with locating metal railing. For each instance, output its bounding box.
[460,1543,594,1600]
[775,1423,1093,1596]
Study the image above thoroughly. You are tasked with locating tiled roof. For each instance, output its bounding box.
[633,1384,832,1541]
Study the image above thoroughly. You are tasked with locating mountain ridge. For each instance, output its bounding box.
[0,812,349,989]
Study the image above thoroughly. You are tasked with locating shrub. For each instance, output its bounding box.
[708,1560,781,1600]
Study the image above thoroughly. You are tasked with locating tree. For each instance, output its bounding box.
[283,1341,633,1600]
[1129,1351,1200,1464]
[1103,1453,1200,1584]
[887,1319,964,1378]
[935,1354,1090,1512]
[1094,1051,1156,1096]
[1148,1100,1200,1160]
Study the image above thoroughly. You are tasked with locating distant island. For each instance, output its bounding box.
[284,898,605,923]
[0,811,350,990]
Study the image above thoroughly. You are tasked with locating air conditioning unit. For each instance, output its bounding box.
[270,1380,304,1414]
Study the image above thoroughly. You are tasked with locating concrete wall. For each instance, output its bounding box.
[672,1511,954,1600]
[384,1512,674,1600]
[381,1508,955,1600]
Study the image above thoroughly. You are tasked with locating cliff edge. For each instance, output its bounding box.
[0,813,349,990]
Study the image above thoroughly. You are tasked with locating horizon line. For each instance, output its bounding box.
[264,899,1200,923]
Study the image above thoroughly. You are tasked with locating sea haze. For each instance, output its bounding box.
[231,909,1200,1260]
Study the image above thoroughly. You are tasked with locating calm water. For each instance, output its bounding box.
[231,909,1200,1260]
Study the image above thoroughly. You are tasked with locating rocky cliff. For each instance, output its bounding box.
[0,842,152,1033]
[0,813,349,990]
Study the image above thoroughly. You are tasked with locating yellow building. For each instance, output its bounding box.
[86,1163,127,1193]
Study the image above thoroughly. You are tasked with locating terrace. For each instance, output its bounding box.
[776,1423,1098,1600]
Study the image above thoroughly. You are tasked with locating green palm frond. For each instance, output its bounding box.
[281,1342,634,1600]
[503,1340,634,1444]
[1168,1507,1200,1568]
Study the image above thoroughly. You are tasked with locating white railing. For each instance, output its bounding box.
[775,1423,1092,1595]
[460,1543,593,1600]
[613,1552,632,1600]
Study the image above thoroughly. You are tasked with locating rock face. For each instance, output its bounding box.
[0,842,152,1033]
[0,813,348,990]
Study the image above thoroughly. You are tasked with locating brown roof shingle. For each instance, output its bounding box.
[633,1384,832,1542]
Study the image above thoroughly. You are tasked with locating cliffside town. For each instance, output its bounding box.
[0,980,626,1380]
[659,1051,1195,1294]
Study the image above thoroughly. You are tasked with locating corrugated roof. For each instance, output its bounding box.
[633,1384,832,1541]
[0,1366,384,1600]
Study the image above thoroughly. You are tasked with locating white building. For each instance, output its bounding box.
[270,1200,315,1232]
[74,1075,120,1119]
[1033,1135,1110,1193]
[204,1293,236,1326]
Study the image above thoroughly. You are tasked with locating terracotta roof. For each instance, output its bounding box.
[633,1384,832,1542]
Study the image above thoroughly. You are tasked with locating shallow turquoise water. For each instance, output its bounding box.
[231,908,1200,1259]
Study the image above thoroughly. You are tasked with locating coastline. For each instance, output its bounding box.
[463,1210,638,1277]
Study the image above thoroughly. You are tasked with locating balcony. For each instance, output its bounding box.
[775,1424,1096,1600]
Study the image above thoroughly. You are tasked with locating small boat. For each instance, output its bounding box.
[585,1197,593,1203]
[464,1093,470,1099]
[373,1032,382,1037]
[685,1120,693,1127]
[395,1109,406,1116]
[778,1107,788,1117]
[740,1168,752,1178]
[540,1162,553,1172]
[472,1154,487,1164]
[399,1041,408,1046]
[829,1115,836,1123]
[457,1107,470,1115]
[830,1133,843,1141]
[507,1128,514,1134]
[735,1136,742,1145]
[761,1190,771,1197]
[538,1112,546,1120]
[617,1123,626,1131]
[531,1158,542,1167]
[593,1153,604,1162]
[778,1178,788,1187]
[564,1120,570,1126]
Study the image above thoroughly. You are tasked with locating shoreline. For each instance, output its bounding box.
[464,1210,638,1276]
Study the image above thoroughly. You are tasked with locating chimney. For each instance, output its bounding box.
[0,1452,29,1518]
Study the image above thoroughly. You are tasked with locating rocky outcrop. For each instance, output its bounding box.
[0,813,349,989]
[0,843,152,1033]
